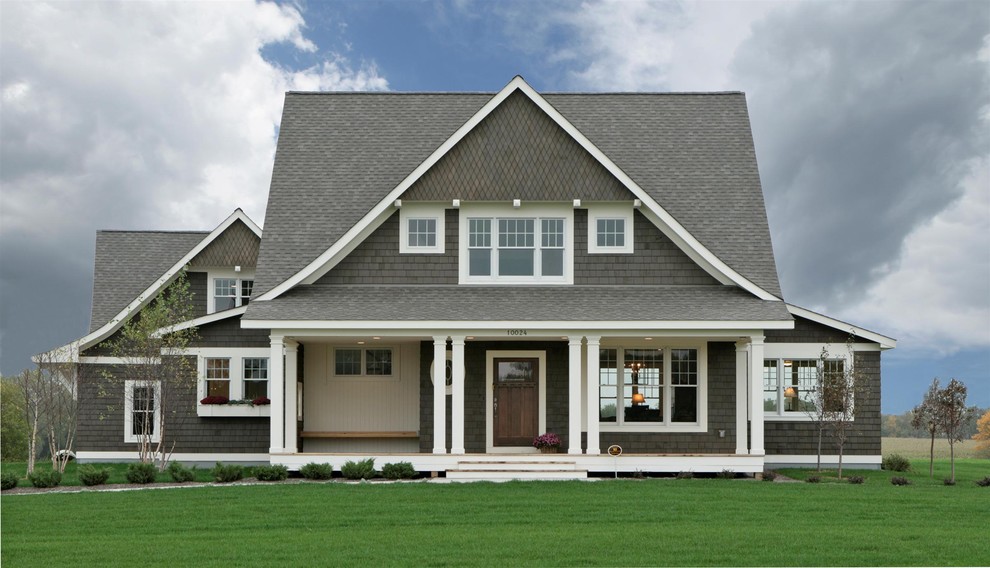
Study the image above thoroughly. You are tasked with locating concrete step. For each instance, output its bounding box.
[446,469,588,481]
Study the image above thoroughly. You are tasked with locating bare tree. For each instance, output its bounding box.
[17,369,42,474]
[821,340,868,480]
[34,352,79,473]
[910,379,941,478]
[936,378,971,483]
[104,270,198,470]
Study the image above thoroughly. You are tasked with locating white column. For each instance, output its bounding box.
[735,340,749,455]
[450,336,466,455]
[567,337,583,455]
[749,336,765,456]
[432,336,447,455]
[284,340,299,454]
[269,335,285,455]
[585,336,601,455]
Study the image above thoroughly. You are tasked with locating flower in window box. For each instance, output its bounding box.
[252,396,271,406]
[200,395,230,405]
[532,432,561,449]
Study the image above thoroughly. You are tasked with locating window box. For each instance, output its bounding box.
[197,402,271,418]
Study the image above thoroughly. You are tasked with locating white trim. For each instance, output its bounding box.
[79,356,140,365]
[399,204,446,254]
[761,344,858,422]
[77,451,270,463]
[123,380,161,444]
[42,209,262,361]
[241,319,794,331]
[485,350,547,453]
[586,203,634,254]
[198,404,271,418]
[206,269,255,314]
[786,304,897,349]
[193,348,271,416]
[765,454,881,468]
[256,76,781,302]
[157,306,247,335]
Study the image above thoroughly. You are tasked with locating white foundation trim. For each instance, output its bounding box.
[765,454,881,468]
[77,451,270,463]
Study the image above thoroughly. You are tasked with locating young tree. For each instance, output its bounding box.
[973,409,990,458]
[1,378,30,462]
[821,342,868,480]
[104,270,198,470]
[911,379,941,478]
[17,368,43,474]
[34,351,79,473]
[805,347,833,472]
[936,378,971,483]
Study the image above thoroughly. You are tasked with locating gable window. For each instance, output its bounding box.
[124,380,161,443]
[334,347,394,377]
[588,205,634,254]
[399,205,445,254]
[213,277,253,312]
[764,358,846,417]
[598,344,706,431]
[467,216,567,280]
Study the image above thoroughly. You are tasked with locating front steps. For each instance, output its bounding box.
[445,459,588,481]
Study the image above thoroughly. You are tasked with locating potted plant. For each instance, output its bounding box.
[533,432,561,454]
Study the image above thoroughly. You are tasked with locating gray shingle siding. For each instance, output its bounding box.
[75,363,268,454]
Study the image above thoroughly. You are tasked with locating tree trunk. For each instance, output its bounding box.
[837,441,844,480]
[929,430,935,479]
[816,427,823,472]
[949,442,955,483]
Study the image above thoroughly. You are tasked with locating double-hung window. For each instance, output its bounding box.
[243,358,269,399]
[598,345,704,430]
[205,358,231,398]
[124,380,161,443]
[199,353,270,402]
[764,357,848,418]
[213,277,253,312]
[466,215,567,281]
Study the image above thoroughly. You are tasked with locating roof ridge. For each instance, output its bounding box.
[284,91,744,96]
[97,229,211,234]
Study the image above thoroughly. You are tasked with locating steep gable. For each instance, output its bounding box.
[403,90,633,202]
[188,219,260,268]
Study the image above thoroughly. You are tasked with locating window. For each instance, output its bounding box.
[205,358,231,398]
[213,277,253,312]
[243,358,268,399]
[399,205,445,253]
[599,345,704,429]
[764,358,846,416]
[467,216,567,280]
[588,205,634,253]
[334,347,394,377]
[124,380,161,443]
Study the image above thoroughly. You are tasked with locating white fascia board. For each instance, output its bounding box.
[240,319,794,331]
[786,304,897,349]
[57,209,262,357]
[257,75,780,302]
[155,306,248,336]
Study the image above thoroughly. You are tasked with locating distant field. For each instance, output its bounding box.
[883,436,987,459]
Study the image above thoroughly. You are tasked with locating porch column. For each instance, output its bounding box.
[432,336,447,454]
[735,340,749,455]
[567,337,583,455]
[269,335,285,454]
[585,336,601,455]
[450,336,466,455]
[749,336,765,456]
[284,340,299,454]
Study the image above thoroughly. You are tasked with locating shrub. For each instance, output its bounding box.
[762,470,778,482]
[675,471,693,479]
[199,395,229,405]
[341,458,377,480]
[300,462,334,480]
[806,475,821,484]
[882,453,911,472]
[125,462,158,484]
[1,472,19,490]
[717,469,735,480]
[943,477,956,486]
[211,462,244,483]
[167,462,196,483]
[381,461,417,480]
[976,476,990,487]
[28,469,62,488]
[255,464,289,482]
[890,476,911,486]
[847,475,865,485]
[78,465,111,486]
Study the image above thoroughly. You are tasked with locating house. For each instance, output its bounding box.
[52,76,896,478]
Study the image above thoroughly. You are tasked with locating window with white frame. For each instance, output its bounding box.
[205,358,231,398]
[242,358,268,399]
[399,205,445,254]
[598,345,703,428]
[466,216,567,280]
[196,351,270,403]
[124,380,161,443]
[213,277,253,312]
[764,358,846,416]
[334,347,394,377]
[588,205,634,254]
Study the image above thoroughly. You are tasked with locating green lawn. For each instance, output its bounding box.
[3,460,988,567]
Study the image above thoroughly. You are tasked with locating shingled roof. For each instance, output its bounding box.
[89,230,207,332]
[254,86,782,299]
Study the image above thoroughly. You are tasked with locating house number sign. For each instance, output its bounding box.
[506,329,528,336]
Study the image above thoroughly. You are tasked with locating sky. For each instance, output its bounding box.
[1,0,987,413]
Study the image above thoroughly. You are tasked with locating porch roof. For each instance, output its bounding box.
[242,284,792,324]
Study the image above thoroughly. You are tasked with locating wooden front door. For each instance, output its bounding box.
[493,358,539,446]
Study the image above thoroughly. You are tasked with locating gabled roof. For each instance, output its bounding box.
[254,76,782,302]
[786,304,897,349]
[40,210,261,361]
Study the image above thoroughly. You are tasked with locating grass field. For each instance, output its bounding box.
[883,436,986,459]
[3,459,988,567]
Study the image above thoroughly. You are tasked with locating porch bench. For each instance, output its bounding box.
[300,431,419,439]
